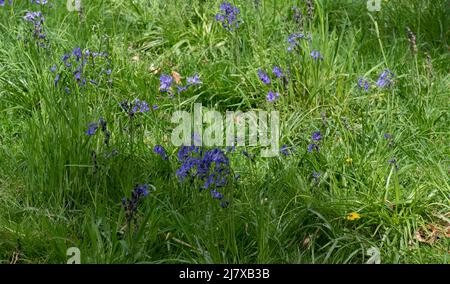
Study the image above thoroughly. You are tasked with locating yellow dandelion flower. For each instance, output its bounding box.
[346,157,353,164]
[346,212,361,221]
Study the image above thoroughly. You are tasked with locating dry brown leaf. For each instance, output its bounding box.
[172,71,181,84]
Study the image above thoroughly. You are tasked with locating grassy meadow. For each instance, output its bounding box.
[0,0,449,264]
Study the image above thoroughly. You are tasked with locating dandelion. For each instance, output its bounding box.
[310,50,323,61]
[346,157,353,164]
[154,145,168,160]
[346,212,361,221]
[266,91,279,102]
[258,69,271,85]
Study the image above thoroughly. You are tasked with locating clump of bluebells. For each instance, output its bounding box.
[122,184,149,224]
[257,66,289,102]
[52,47,111,93]
[287,33,310,52]
[215,2,241,31]
[176,146,231,208]
[159,73,202,97]
[22,11,48,48]
[376,69,395,88]
[308,131,322,153]
[310,50,323,61]
[119,98,151,118]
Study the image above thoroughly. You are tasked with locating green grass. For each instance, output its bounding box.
[0,0,449,264]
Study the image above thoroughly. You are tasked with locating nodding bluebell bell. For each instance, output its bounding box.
[122,184,150,224]
[287,33,310,52]
[358,77,370,92]
[258,69,271,85]
[154,145,168,160]
[388,158,399,170]
[307,143,319,153]
[310,50,323,61]
[280,144,293,156]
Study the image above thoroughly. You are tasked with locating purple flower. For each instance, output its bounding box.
[308,143,319,153]
[1,0,12,6]
[154,145,168,160]
[310,50,323,61]
[216,2,241,30]
[357,77,370,92]
[122,184,150,222]
[280,144,291,156]
[31,0,48,4]
[131,99,150,113]
[54,73,60,86]
[85,122,99,136]
[272,66,284,78]
[312,171,321,183]
[159,74,173,92]
[187,74,202,85]
[384,133,392,139]
[50,65,57,72]
[376,69,395,88]
[266,90,279,102]
[311,131,322,142]
[152,104,159,110]
[210,189,224,200]
[258,69,271,85]
[287,33,308,51]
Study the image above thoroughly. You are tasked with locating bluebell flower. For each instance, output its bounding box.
[122,184,150,223]
[258,69,271,85]
[154,145,168,160]
[210,189,224,200]
[54,73,60,86]
[280,144,291,156]
[287,33,308,51]
[311,131,322,142]
[152,105,159,110]
[384,133,392,139]
[31,0,47,4]
[159,74,173,93]
[266,90,279,102]
[187,74,201,85]
[308,143,319,153]
[357,77,370,92]
[376,69,395,88]
[272,66,284,78]
[310,50,323,61]
[85,122,99,136]
[216,2,241,30]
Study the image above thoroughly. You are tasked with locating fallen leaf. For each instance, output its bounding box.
[172,71,181,84]
[131,54,140,62]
